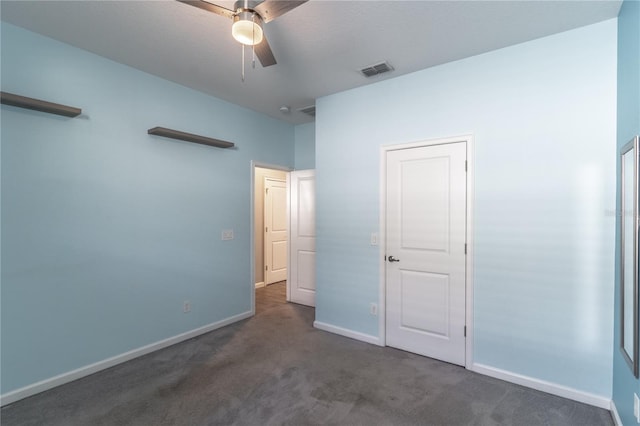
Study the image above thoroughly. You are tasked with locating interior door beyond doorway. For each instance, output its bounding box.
[385,141,467,366]
[264,178,287,285]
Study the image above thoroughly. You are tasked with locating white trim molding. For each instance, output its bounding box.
[610,400,622,426]
[463,136,475,368]
[314,321,382,346]
[255,281,265,289]
[0,311,253,406]
[471,363,611,410]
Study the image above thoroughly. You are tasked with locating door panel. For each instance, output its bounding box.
[289,170,316,306]
[400,270,449,336]
[297,250,316,291]
[264,178,287,284]
[297,178,316,237]
[386,142,466,366]
[401,157,450,252]
[272,241,288,272]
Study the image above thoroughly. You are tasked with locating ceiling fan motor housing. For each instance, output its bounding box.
[234,0,261,13]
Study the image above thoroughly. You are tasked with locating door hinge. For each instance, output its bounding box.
[265,227,268,233]
[464,243,467,254]
[266,188,269,194]
[464,326,467,337]
[465,160,468,172]
[265,265,268,271]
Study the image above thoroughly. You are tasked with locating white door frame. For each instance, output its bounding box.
[250,161,292,316]
[378,135,475,369]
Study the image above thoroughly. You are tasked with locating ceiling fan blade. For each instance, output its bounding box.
[176,0,235,19]
[253,0,308,23]
[255,35,276,67]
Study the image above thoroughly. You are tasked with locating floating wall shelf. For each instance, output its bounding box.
[0,91,82,117]
[148,127,234,149]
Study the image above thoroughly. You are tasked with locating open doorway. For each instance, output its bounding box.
[253,165,290,310]
[251,163,317,315]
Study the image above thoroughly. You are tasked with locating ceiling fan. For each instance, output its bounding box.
[177,0,308,68]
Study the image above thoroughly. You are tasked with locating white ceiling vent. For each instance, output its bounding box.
[298,105,316,117]
[360,61,394,77]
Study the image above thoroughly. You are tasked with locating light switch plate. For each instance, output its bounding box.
[370,233,378,246]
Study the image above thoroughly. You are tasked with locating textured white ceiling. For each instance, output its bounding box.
[1,0,622,124]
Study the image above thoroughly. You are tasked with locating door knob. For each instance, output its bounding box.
[388,256,400,263]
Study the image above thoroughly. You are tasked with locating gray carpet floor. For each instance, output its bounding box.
[1,282,614,425]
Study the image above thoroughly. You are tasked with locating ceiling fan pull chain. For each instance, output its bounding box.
[252,13,256,69]
[252,45,256,69]
[241,43,245,82]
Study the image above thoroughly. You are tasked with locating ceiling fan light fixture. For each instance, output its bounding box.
[232,12,263,46]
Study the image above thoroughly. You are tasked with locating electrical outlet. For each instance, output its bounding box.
[183,301,191,313]
[221,229,234,241]
[635,393,639,423]
[370,303,378,316]
[370,233,379,246]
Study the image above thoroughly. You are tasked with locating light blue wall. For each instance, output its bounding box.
[294,122,315,170]
[0,23,294,394]
[613,1,640,423]
[315,20,617,397]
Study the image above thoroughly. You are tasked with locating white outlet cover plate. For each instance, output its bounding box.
[222,229,234,240]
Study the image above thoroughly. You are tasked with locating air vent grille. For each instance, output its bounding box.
[360,61,394,78]
[298,105,316,117]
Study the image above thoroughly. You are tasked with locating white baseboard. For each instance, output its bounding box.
[610,399,622,426]
[313,321,382,346]
[255,281,265,289]
[0,310,253,407]
[471,363,611,410]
